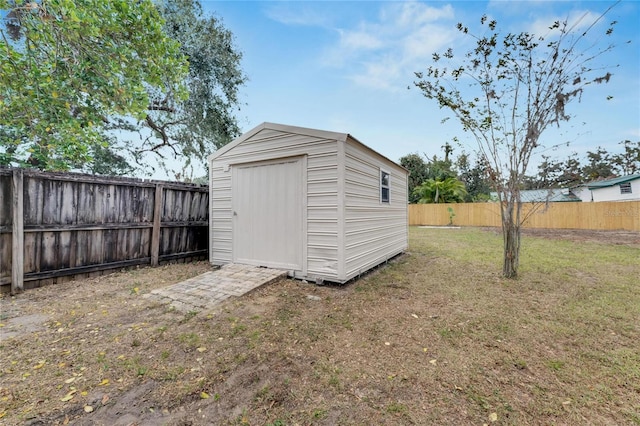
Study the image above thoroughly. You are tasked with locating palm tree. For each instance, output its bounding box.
[413,177,467,203]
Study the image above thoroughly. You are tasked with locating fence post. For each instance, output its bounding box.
[150,184,163,266]
[11,169,24,294]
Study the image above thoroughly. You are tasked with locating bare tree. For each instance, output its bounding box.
[414,8,618,278]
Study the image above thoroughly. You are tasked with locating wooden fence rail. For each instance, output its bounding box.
[1,168,209,294]
[408,201,640,231]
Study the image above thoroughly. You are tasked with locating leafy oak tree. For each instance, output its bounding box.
[456,152,492,201]
[0,0,188,170]
[414,10,618,278]
[613,140,640,175]
[399,153,430,203]
[530,141,639,188]
[119,0,247,176]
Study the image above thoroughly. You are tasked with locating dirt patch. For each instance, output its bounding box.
[482,226,640,246]
[0,314,49,341]
[1,229,639,425]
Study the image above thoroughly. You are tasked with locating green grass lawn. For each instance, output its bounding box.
[394,227,640,424]
[1,226,638,425]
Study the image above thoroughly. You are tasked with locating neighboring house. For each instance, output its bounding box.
[569,185,592,202]
[490,189,581,203]
[208,122,408,284]
[581,174,640,202]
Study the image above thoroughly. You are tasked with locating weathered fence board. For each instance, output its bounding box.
[409,201,640,231]
[0,168,208,294]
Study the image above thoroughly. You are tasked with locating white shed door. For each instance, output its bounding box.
[232,158,303,270]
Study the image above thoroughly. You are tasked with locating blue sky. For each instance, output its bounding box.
[193,0,639,176]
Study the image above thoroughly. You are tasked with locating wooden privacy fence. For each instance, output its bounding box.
[1,168,209,294]
[409,201,640,231]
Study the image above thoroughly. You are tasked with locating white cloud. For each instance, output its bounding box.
[526,10,604,39]
[387,2,454,27]
[325,2,458,92]
[625,127,640,139]
[349,56,403,92]
[338,27,384,51]
[264,3,333,27]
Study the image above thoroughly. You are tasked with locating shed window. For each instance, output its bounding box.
[620,182,632,194]
[380,170,390,203]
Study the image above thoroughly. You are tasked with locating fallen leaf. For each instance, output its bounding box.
[33,361,46,370]
[83,405,94,413]
[64,377,76,384]
[411,314,419,319]
[489,412,498,422]
[98,379,110,386]
[384,342,391,346]
[81,391,88,397]
[200,392,210,399]
[60,390,76,402]
[429,359,437,365]
[196,347,207,353]
[423,347,428,352]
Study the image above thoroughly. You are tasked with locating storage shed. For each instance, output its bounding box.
[208,122,408,283]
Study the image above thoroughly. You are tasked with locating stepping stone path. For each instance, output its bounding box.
[145,263,287,312]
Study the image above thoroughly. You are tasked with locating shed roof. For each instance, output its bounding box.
[208,122,406,171]
[586,174,640,189]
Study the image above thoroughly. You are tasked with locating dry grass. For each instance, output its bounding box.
[0,227,638,425]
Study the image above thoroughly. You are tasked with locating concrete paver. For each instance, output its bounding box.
[144,263,287,312]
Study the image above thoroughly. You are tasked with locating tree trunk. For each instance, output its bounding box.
[501,199,521,278]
